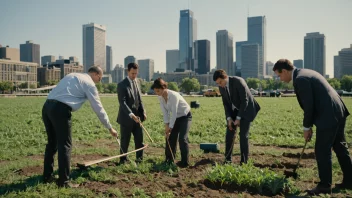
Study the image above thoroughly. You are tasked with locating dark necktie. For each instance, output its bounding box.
[132,80,139,109]
[225,86,231,102]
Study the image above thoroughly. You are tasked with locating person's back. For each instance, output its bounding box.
[48,73,96,111]
[295,68,348,128]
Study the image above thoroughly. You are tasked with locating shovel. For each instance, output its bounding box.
[284,140,308,179]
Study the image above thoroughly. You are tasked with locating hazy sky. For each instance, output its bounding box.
[1,0,351,77]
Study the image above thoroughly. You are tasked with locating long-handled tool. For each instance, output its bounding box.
[225,125,238,161]
[115,137,137,167]
[138,118,154,143]
[166,135,175,163]
[77,144,148,168]
[284,140,308,179]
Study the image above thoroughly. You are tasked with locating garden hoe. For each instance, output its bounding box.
[166,133,175,164]
[138,117,154,143]
[284,140,308,179]
[115,137,137,167]
[225,124,238,161]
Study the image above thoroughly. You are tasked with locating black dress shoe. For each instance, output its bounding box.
[306,185,331,195]
[43,176,56,184]
[335,182,352,190]
[176,161,189,168]
[223,159,232,165]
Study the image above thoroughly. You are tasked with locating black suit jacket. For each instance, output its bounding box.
[293,68,349,129]
[117,78,145,126]
[219,76,260,122]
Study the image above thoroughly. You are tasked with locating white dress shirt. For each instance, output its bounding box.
[48,73,112,129]
[158,89,190,129]
[225,78,241,121]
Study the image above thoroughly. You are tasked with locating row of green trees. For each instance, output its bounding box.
[2,75,352,94]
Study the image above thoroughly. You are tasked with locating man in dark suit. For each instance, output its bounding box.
[117,63,147,164]
[213,69,260,164]
[273,59,352,195]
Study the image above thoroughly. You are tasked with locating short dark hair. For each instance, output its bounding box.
[127,63,139,71]
[151,78,168,89]
[213,69,228,81]
[273,59,294,73]
[88,65,102,74]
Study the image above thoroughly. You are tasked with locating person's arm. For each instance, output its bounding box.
[236,78,249,119]
[117,83,134,118]
[159,98,171,137]
[295,78,314,129]
[85,85,112,129]
[168,93,180,129]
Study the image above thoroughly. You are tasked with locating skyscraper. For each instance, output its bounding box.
[338,44,352,78]
[0,46,20,61]
[124,56,137,76]
[266,61,274,76]
[194,40,210,74]
[241,43,259,79]
[166,50,179,73]
[106,45,112,74]
[216,30,234,75]
[293,59,304,68]
[179,9,197,71]
[248,16,266,78]
[20,40,40,65]
[112,64,125,83]
[304,32,326,76]
[41,55,56,66]
[83,23,106,72]
[235,41,249,74]
[334,56,341,79]
[138,59,154,81]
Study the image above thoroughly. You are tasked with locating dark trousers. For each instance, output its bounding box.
[119,113,144,162]
[225,119,251,163]
[165,113,192,164]
[315,118,352,187]
[42,100,72,185]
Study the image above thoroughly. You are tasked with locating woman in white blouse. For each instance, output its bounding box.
[151,78,192,167]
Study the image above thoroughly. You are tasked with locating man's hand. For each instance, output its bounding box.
[227,119,236,131]
[131,115,140,123]
[165,124,171,138]
[109,128,118,137]
[304,128,313,142]
[234,119,241,127]
[143,113,147,121]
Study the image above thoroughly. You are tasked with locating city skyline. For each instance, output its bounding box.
[1,0,351,77]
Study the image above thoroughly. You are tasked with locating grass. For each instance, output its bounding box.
[1,96,352,197]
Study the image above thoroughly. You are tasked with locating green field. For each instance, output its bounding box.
[0,96,352,197]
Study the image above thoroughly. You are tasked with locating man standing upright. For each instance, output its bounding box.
[273,59,352,195]
[117,63,147,164]
[213,69,260,164]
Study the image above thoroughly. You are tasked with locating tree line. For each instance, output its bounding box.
[2,75,352,94]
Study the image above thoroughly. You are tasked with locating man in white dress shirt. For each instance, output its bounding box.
[42,66,118,188]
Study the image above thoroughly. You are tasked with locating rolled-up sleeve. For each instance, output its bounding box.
[85,85,112,129]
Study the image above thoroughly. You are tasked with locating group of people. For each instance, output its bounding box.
[41,60,352,195]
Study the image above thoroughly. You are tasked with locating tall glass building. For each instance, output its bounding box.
[83,23,106,72]
[248,16,266,78]
[179,9,197,71]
